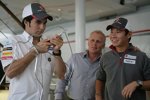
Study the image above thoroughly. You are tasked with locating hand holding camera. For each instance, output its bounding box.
[33,34,63,54]
[49,35,63,50]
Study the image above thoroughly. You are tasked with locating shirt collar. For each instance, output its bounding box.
[82,51,88,58]
[82,50,101,61]
[22,31,43,43]
[109,43,134,52]
[22,31,33,43]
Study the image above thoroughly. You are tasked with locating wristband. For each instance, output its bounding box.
[33,46,39,55]
[53,50,61,56]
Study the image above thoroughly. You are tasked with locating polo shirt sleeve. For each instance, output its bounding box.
[65,55,73,79]
[143,54,150,80]
[96,58,106,81]
[1,38,18,70]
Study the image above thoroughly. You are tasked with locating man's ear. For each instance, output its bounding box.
[24,20,28,25]
[127,31,132,39]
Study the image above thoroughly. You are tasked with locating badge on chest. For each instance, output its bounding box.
[124,54,136,64]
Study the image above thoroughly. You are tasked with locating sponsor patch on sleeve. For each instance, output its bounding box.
[1,47,13,60]
[3,47,12,51]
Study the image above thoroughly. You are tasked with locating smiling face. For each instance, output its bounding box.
[88,31,106,54]
[109,28,131,52]
[25,18,47,37]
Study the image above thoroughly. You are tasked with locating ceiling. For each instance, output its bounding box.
[0,0,150,35]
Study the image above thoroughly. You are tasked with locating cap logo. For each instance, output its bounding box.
[114,18,121,24]
[36,6,44,12]
[106,17,128,30]
[37,9,42,12]
[39,5,45,11]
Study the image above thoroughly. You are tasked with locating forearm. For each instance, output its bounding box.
[142,80,150,90]
[5,48,37,78]
[130,80,150,90]
[95,80,104,100]
[53,56,66,79]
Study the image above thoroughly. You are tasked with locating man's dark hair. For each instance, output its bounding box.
[22,16,33,29]
[125,29,131,42]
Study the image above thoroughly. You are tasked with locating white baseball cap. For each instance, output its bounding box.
[22,3,53,21]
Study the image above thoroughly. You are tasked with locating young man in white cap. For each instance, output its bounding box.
[1,3,66,100]
[95,17,150,100]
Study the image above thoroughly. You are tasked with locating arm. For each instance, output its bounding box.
[142,56,150,90]
[55,64,73,100]
[95,80,105,100]
[52,54,66,79]
[122,80,150,99]
[95,57,106,100]
[5,48,37,79]
[122,54,150,98]
[50,35,66,79]
[55,79,67,100]
[142,80,150,90]
[5,39,52,79]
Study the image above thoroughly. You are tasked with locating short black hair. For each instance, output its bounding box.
[22,15,33,29]
[124,29,131,42]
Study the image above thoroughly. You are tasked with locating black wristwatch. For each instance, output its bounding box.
[136,80,143,88]
[53,50,61,56]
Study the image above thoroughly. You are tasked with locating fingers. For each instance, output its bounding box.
[43,39,52,44]
[51,35,63,40]
[35,35,64,53]
[50,36,63,49]
[122,88,133,99]
[51,39,63,46]
[122,81,137,99]
[35,39,52,53]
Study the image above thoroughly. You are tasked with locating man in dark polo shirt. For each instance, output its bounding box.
[95,17,150,100]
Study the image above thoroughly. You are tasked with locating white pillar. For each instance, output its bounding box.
[75,0,86,53]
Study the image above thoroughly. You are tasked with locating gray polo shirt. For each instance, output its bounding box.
[55,51,101,100]
[96,44,150,100]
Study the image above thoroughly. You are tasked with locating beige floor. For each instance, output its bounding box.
[0,90,149,100]
[0,90,9,100]
[147,91,150,100]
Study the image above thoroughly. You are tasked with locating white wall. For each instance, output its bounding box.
[45,5,150,62]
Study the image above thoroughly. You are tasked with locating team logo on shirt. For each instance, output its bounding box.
[124,54,136,64]
[124,54,136,59]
